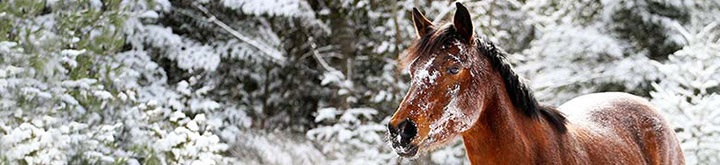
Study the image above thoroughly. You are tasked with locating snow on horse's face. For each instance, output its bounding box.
[387,4,489,158]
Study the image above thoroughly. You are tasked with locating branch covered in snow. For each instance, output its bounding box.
[192,2,287,64]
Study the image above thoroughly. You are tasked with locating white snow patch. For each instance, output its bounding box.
[139,11,159,19]
[428,85,476,143]
[21,87,52,99]
[320,70,345,86]
[453,40,465,55]
[60,49,85,56]
[61,78,97,89]
[413,57,439,87]
[92,90,113,100]
[177,80,191,96]
[315,107,339,122]
[61,94,78,105]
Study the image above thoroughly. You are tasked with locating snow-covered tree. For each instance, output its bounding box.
[651,23,720,165]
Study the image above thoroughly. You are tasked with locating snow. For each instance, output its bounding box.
[321,70,346,86]
[219,0,316,19]
[61,78,97,90]
[21,87,52,99]
[1,0,718,164]
[60,94,79,105]
[140,11,159,19]
[413,56,439,87]
[93,90,113,100]
[189,99,221,112]
[170,110,186,122]
[428,85,476,144]
[177,80,191,96]
[60,49,85,56]
[315,107,339,122]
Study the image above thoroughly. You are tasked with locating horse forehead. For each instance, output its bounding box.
[410,54,437,71]
[412,47,459,68]
[441,43,467,62]
[410,51,463,79]
[412,56,439,82]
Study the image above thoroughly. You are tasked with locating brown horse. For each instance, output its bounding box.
[386,2,684,164]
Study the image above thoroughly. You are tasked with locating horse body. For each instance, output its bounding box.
[458,79,684,164]
[459,91,684,165]
[387,3,684,164]
[558,92,684,165]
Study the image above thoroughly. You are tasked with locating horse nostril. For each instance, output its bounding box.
[387,123,397,135]
[398,119,417,140]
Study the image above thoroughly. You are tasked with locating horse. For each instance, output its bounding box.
[386,2,685,164]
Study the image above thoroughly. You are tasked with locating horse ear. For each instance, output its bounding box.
[412,8,434,38]
[453,2,473,43]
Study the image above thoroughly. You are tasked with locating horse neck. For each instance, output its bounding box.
[460,78,563,164]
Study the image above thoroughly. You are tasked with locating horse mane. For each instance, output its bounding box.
[400,24,568,133]
[478,38,568,133]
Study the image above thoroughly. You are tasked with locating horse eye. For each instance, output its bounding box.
[447,67,460,74]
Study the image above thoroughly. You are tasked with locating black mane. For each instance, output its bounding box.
[405,24,568,133]
[476,36,568,133]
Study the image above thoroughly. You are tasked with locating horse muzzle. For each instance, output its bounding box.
[388,118,420,157]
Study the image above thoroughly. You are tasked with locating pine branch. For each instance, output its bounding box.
[191,3,287,65]
[307,35,338,73]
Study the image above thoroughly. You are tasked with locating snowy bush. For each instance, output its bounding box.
[651,23,720,165]
[0,120,122,164]
[307,107,393,164]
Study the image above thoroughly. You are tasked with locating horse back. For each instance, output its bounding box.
[558,92,684,165]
